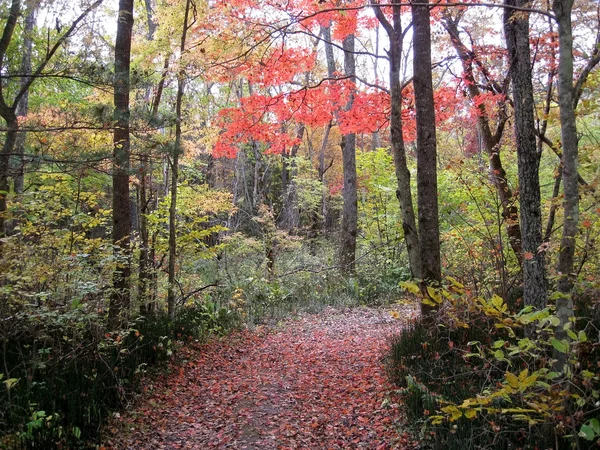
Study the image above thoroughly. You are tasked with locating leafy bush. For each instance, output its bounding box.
[387,280,600,449]
[0,300,236,449]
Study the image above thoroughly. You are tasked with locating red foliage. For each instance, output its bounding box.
[246,47,317,87]
[332,9,358,41]
[102,308,417,449]
[339,88,390,134]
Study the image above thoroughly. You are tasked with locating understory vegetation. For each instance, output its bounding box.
[387,280,600,449]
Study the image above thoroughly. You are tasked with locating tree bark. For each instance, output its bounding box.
[504,0,547,309]
[412,0,441,292]
[319,25,336,231]
[552,0,577,358]
[372,1,421,279]
[108,0,134,329]
[338,34,358,274]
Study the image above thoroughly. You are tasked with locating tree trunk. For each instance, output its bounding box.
[372,1,421,279]
[338,34,358,274]
[139,0,157,315]
[504,0,547,309]
[108,0,134,329]
[412,0,441,292]
[280,124,304,231]
[553,0,578,360]
[320,25,336,232]
[167,0,191,320]
[12,5,35,196]
[0,0,22,237]
[167,150,179,319]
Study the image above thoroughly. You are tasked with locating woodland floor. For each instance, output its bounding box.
[101,305,418,449]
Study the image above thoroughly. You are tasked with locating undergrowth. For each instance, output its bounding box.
[387,279,600,450]
[0,300,236,449]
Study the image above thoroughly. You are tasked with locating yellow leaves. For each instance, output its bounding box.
[389,311,401,319]
[441,404,464,422]
[505,371,519,388]
[504,369,538,393]
[464,409,477,419]
[400,281,420,295]
[491,294,507,312]
[426,286,442,304]
[480,294,507,318]
[440,403,478,422]
[421,297,438,307]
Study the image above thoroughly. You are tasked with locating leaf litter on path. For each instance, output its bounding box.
[102,305,418,449]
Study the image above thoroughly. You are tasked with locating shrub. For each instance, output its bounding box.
[387,280,600,449]
[0,300,236,449]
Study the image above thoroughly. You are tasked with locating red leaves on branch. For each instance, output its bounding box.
[339,88,390,134]
[246,47,317,87]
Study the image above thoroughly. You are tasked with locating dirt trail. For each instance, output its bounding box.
[102,306,416,449]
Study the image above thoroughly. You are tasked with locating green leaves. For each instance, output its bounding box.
[579,419,600,441]
[551,338,569,354]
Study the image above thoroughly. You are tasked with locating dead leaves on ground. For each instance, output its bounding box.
[102,306,417,449]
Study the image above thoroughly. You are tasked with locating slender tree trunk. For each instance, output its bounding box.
[372,1,421,279]
[167,0,191,320]
[12,5,35,196]
[251,140,263,210]
[544,166,562,242]
[553,0,578,358]
[412,0,441,291]
[0,119,17,237]
[108,0,134,329]
[504,0,547,309]
[167,151,179,319]
[371,26,381,151]
[280,124,304,230]
[139,1,169,315]
[338,34,358,273]
[138,164,152,314]
[320,25,336,231]
[0,0,22,237]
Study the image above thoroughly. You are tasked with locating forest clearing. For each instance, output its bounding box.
[1,0,600,448]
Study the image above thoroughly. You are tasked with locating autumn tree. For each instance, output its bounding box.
[371,0,421,279]
[338,33,359,273]
[552,0,577,356]
[108,0,135,329]
[0,0,103,237]
[441,11,522,266]
[12,3,35,196]
[504,0,547,309]
[412,0,441,289]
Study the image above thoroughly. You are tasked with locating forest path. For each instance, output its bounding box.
[102,306,417,449]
